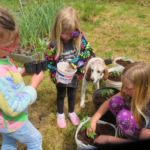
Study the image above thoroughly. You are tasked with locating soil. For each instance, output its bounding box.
[77,123,115,146]
[108,71,121,82]
[93,91,118,106]
[116,59,132,67]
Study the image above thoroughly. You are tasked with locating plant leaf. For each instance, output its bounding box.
[81,126,86,131]
[86,125,92,129]
[83,116,88,121]
[107,90,110,95]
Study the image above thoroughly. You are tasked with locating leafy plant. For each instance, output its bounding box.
[32,37,48,61]
[109,70,121,79]
[15,0,65,48]
[99,89,114,97]
[101,49,114,59]
[80,116,97,140]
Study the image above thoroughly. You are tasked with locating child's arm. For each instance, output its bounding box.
[19,68,32,76]
[44,42,57,84]
[139,128,150,139]
[0,72,43,117]
[86,92,122,135]
[69,33,95,69]
[93,125,150,144]
[93,135,131,144]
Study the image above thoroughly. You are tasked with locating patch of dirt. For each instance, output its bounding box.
[116,59,132,67]
[93,92,115,106]
[108,71,121,82]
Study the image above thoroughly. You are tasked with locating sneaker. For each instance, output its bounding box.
[56,112,66,128]
[67,112,80,126]
[116,127,127,139]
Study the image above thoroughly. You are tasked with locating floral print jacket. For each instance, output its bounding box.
[44,31,95,84]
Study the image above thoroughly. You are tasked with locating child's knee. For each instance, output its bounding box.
[109,96,128,115]
[116,109,131,124]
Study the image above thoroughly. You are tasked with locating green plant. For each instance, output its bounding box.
[15,0,65,48]
[99,89,114,97]
[109,70,121,79]
[101,49,114,59]
[31,37,48,61]
[80,116,97,140]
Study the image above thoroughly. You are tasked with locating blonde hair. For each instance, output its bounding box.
[50,6,81,59]
[121,62,150,128]
[0,7,19,44]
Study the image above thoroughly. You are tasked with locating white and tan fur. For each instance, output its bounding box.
[80,57,109,108]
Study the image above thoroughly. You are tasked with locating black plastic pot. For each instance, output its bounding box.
[24,61,37,74]
[36,62,42,73]
[42,60,48,71]
[92,87,120,124]
[24,60,48,74]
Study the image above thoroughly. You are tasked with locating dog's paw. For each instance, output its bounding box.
[80,102,85,108]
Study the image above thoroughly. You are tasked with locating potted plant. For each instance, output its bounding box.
[114,56,133,68]
[101,49,114,65]
[105,67,124,90]
[92,87,120,124]
[24,37,49,74]
[75,116,116,150]
[108,70,121,82]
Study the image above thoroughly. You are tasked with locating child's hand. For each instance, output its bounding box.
[20,68,32,76]
[31,71,43,90]
[93,135,109,144]
[86,121,96,136]
[69,63,74,69]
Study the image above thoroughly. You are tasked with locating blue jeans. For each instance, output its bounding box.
[1,120,42,150]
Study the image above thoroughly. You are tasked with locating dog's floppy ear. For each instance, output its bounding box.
[103,63,109,80]
[85,65,91,81]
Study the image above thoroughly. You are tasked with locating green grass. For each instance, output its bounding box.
[1,0,150,149]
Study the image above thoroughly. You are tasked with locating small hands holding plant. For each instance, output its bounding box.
[31,71,43,90]
[20,68,44,90]
[81,116,97,140]
[84,116,113,144]
[86,120,110,144]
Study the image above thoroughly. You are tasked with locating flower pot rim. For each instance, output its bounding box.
[114,57,133,61]
[92,87,120,101]
[114,57,134,68]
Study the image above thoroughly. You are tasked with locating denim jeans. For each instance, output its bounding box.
[1,120,42,150]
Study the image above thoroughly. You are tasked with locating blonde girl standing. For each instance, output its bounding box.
[45,6,95,128]
[87,62,150,143]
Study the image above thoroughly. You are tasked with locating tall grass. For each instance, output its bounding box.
[14,0,66,48]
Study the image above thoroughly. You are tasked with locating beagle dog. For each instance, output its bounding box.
[80,57,109,108]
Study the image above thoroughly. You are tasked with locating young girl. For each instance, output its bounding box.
[87,62,150,144]
[44,6,95,128]
[0,7,43,149]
